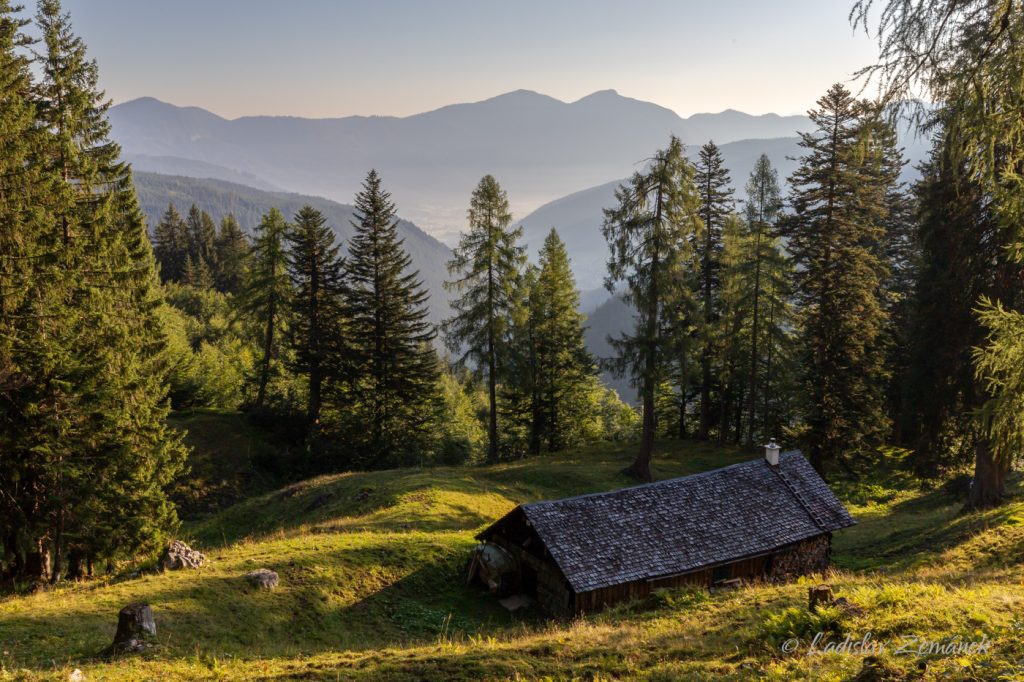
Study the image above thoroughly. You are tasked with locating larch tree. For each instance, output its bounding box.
[343,170,440,466]
[781,84,895,475]
[903,121,1016,481]
[852,0,1024,507]
[443,175,525,462]
[603,135,702,481]
[237,207,292,410]
[742,154,784,445]
[693,141,732,440]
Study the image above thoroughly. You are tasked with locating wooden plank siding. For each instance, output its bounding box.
[571,534,830,615]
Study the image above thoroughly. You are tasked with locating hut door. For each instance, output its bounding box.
[521,564,538,595]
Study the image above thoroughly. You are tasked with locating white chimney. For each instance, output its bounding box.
[764,439,780,466]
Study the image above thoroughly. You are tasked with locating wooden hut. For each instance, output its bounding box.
[471,448,855,615]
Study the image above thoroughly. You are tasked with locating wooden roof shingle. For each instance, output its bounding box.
[479,450,855,593]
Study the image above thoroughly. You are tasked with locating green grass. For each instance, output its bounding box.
[2,413,1023,681]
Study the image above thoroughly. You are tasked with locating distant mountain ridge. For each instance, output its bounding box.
[132,172,452,323]
[110,90,814,243]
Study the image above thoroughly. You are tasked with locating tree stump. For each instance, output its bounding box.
[245,568,279,590]
[103,602,156,656]
[808,584,834,612]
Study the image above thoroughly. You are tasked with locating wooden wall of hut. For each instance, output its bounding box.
[572,533,833,615]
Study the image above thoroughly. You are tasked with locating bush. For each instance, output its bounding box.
[760,605,845,647]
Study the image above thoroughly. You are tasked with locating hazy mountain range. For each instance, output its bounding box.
[111,89,816,243]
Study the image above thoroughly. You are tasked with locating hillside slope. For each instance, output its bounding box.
[133,172,453,323]
[1,418,1021,681]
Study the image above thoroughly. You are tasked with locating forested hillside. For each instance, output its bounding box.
[133,172,453,322]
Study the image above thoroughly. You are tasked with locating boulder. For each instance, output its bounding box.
[160,540,205,571]
[68,670,85,682]
[103,602,156,656]
[245,568,279,590]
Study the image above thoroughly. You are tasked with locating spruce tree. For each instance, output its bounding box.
[342,170,439,466]
[152,203,189,282]
[4,0,187,582]
[214,213,249,294]
[531,229,595,452]
[0,0,59,583]
[186,204,217,282]
[603,135,702,480]
[504,230,596,455]
[781,84,894,474]
[237,207,292,410]
[286,205,345,440]
[693,141,732,440]
[443,175,525,462]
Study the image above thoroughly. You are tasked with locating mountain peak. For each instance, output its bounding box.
[574,89,621,102]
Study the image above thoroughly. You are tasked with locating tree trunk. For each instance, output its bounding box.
[487,343,498,462]
[307,365,322,440]
[624,371,655,482]
[255,298,275,409]
[966,436,1008,510]
[678,351,688,439]
[763,293,776,440]
[745,230,764,446]
[733,379,745,446]
[699,347,711,440]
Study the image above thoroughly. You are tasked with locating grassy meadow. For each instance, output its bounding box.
[1,412,1022,681]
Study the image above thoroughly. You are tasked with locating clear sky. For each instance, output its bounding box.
[50,0,880,120]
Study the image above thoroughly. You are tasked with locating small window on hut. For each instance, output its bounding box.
[712,565,730,583]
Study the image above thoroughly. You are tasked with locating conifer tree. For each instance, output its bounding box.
[693,141,732,440]
[237,207,292,410]
[603,136,702,480]
[781,84,895,474]
[742,154,784,445]
[182,254,215,289]
[0,0,59,583]
[214,213,249,294]
[1,0,186,582]
[186,204,217,281]
[286,206,345,440]
[530,229,595,452]
[152,203,189,282]
[443,175,525,462]
[715,214,755,444]
[505,230,595,455]
[852,0,1024,507]
[903,120,1015,483]
[342,170,439,465]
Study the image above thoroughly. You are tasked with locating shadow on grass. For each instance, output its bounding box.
[0,536,525,670]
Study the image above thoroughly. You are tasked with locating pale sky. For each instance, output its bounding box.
[50,0,880,120]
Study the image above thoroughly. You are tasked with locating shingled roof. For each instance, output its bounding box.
[479,450,855,594]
